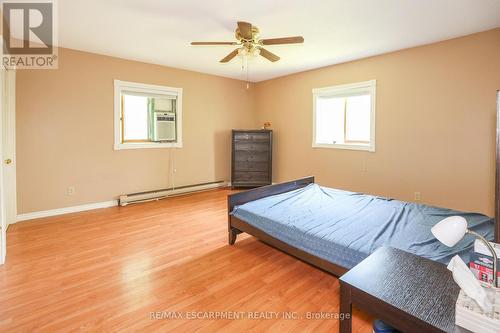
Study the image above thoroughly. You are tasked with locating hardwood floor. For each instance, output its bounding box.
[0,189,372,332]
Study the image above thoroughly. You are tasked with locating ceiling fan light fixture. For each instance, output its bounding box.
[237,48,248,57]
[191,21,304,63]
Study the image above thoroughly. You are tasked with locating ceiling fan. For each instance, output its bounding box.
[191,21,304,63]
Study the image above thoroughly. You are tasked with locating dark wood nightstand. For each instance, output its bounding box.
[339,246,470,333]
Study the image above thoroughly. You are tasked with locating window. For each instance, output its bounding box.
[312,80,376,152]
[114,80,183,150]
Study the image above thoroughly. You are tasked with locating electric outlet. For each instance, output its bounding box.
[414,192,421,202]
[67,186,76,196]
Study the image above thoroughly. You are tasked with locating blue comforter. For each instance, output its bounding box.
[231,184,495,268]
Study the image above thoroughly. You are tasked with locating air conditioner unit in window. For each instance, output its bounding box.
[152,112,176,141]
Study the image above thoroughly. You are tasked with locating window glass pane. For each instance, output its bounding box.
[123,94,149,141]
[315,97,345,144]
[345,94,371,142]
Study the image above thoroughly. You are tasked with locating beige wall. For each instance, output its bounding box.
[16,48,257,213]
[17,29,500,216]
[254,28,500,216]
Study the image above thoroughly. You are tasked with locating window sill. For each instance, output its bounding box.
[114,142,183,150]
[312,142,375,152]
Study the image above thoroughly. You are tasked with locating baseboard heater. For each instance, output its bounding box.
[119,180,228,206]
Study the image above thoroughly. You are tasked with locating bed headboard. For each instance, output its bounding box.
[495,90,500,242]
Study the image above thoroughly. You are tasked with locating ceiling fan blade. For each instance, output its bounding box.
[261,36,304,45]
[220,49,239,63]
[237,21,253,39]
[191,42,237,45]
[259,48,280,62]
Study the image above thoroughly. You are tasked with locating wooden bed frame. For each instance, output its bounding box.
[228,171,500,277]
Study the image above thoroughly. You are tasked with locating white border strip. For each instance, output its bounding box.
[16,200,118,222]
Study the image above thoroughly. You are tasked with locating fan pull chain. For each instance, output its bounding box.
[241,55,250,89]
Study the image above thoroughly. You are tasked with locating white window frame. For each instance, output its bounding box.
[114,80,183,150]
[312,80,376,152]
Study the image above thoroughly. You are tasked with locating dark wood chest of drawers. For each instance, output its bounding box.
[231,130,272,188]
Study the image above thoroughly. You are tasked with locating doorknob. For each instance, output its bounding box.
[4,159,12,165]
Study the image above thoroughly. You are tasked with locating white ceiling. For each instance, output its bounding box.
[57,0,500,82]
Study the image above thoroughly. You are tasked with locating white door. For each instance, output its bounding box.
[0,68,16,264]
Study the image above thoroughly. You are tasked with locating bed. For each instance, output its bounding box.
[228,176,499,276]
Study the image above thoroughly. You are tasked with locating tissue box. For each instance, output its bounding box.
[469,252,500,284]
[455,282,500,333]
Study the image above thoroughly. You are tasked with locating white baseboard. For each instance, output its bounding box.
[15,181,230,223]
[16,200,118,223]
